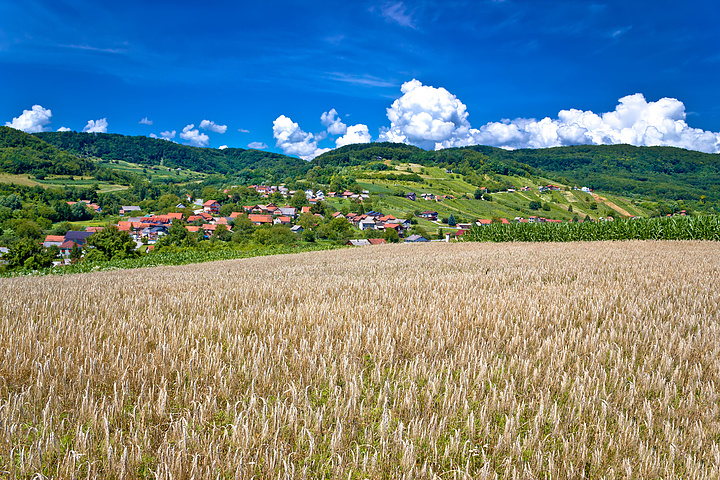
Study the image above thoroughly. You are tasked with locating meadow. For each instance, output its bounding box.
[1,241,719,479]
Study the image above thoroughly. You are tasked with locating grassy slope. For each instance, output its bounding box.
[337,161,653,228]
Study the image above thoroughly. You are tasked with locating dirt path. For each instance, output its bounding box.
[592,193,632,217]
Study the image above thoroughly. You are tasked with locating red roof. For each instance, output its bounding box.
[477,219,492,225]
[59,240,80,249]
[44,235,65,243]
[230,212,244,218]
[185,226,201,232]
[203,200,219,206]
[384,223,400,229]
[168,212,184,220]
[248,214,272,224]
[301,206,311,214]
[368,238,386,245]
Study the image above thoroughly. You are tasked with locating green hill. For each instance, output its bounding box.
[34,131,311,183]
[0,126,96,177]
[470,144,720,202]
[314,143,720,203]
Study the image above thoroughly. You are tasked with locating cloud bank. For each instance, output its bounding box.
[5,105,53,133]
[200,119,227,134]
[378,79,720,153]
[179,124,209,147]
[83,118,108,133]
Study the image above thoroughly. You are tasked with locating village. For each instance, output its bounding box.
[35,182,627,262]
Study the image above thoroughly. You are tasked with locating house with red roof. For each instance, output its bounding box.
[43,235,65,248]
[248,214,273,225]
[273,216,292,225]
[203,200,220,215]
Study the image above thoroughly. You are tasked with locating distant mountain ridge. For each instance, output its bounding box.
[22,130,720,202]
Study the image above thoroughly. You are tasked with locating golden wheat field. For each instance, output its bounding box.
[2,241,720,479]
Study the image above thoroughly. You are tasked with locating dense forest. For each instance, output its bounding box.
[0,126,97,177]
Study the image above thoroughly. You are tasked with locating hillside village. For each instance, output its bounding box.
[30,180,665,267]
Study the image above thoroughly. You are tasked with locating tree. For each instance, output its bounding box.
[383,228,400,243]
[529,201,542,210]
[6,238,57,270]
[86,226,137,260]
[71,202,92,221]
[289,190,309,208]
[0,194,22,210]
[12,219,42,240]
[310,201,326,216]
[155,219,199,249]
[447,214,456,226]
[212,224,232,242]
[302,228,315,242]
[156,194,181,213]
[219,203,236,217]
[69,244,83,264]
[230,214,255,242]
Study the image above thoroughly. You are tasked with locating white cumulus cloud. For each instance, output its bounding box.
[218,145,228,150]
[6,105,53,133]
[321,109,347,135]
[139,117,153,125]
[57,126,72,132]
[200,119,227,134]
[248,142,268,149]
[83,118,108,133]
[179,124,209,147]
[273,115,330,160]
[160,130,176,140]
[379,79,720,153]
[378,79,472,150]
[336,124,372,147]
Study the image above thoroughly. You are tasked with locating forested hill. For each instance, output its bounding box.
[315,142,720,202]
[26,129,720,202]
[0,126,97,177]
[34,131,311,182]
[477,144,720,202]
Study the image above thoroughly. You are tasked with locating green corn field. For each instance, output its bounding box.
[462,215,720,242]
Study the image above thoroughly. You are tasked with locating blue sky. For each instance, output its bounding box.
[2,0,720,156]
